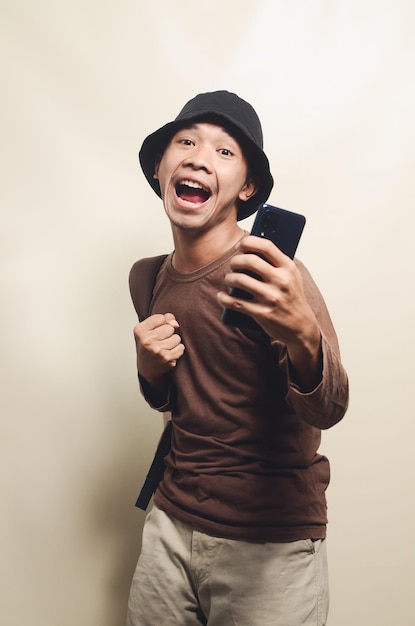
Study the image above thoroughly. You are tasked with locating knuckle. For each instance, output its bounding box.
[279,275,290,291]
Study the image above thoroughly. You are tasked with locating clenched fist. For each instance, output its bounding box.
[133,313,185,389]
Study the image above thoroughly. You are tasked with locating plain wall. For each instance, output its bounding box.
[1,1,414,624]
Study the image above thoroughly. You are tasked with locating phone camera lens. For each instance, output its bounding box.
[263,211,279,233]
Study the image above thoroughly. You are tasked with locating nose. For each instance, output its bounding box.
[183,145,213,173]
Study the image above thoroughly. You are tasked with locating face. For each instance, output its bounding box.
[153,122,257,232]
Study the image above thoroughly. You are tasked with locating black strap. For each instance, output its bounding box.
[129,254,172,511]
[135,421,172,510]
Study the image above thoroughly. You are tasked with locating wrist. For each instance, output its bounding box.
[286,324,323,392]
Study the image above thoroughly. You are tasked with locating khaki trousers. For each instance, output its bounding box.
[126,506,329,626]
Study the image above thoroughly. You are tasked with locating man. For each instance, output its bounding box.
[126,90,349,626]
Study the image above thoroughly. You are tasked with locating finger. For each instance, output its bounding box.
[229,252,270,279]
[139,313,172,331]
[142,313,180,331]
[217,289,264,322]
[156,340,186,370]
[222,270,265,299]
[135,313,179,338]
[134,325,174,351]
[160,332,184,353]
[167,341,186,362]
[164,312,180,329]
[238,235,291,266]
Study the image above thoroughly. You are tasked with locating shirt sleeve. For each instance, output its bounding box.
[138,373,172,413]
[276,259,349,429]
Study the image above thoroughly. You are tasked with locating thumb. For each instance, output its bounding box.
[164,312,180,329]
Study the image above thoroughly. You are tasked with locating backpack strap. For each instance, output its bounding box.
[129,254,168,321]
[135,420,172,511]
[128,254,171,511]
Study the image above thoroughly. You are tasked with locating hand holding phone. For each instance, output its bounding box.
[221,204,306,330]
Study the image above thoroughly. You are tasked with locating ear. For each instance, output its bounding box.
[239,176,259,202]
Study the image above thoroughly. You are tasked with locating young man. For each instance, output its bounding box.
[126,91,349,626]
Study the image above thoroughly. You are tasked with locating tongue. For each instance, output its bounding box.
[178,185,208,204]
[182,191,205,203]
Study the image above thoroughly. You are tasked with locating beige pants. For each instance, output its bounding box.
[126,506,329,626]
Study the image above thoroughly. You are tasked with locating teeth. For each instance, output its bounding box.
[179,179,208,192]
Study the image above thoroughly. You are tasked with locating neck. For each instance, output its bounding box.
[171,222,245,273]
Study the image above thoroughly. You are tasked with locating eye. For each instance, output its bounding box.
[218,148,233,156]
[177,138,194,147]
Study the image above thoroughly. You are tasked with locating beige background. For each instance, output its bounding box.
[1,1,414,625]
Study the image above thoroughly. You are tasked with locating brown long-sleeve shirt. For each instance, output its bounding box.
[135,241,349,542]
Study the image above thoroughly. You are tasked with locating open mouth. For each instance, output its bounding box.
[175,179,211,204]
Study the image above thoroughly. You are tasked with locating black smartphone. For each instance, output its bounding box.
[221,203,306,330]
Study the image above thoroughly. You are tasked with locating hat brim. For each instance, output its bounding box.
[139,113,273,221]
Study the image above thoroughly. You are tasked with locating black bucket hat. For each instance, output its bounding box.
[139,90,274,220]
